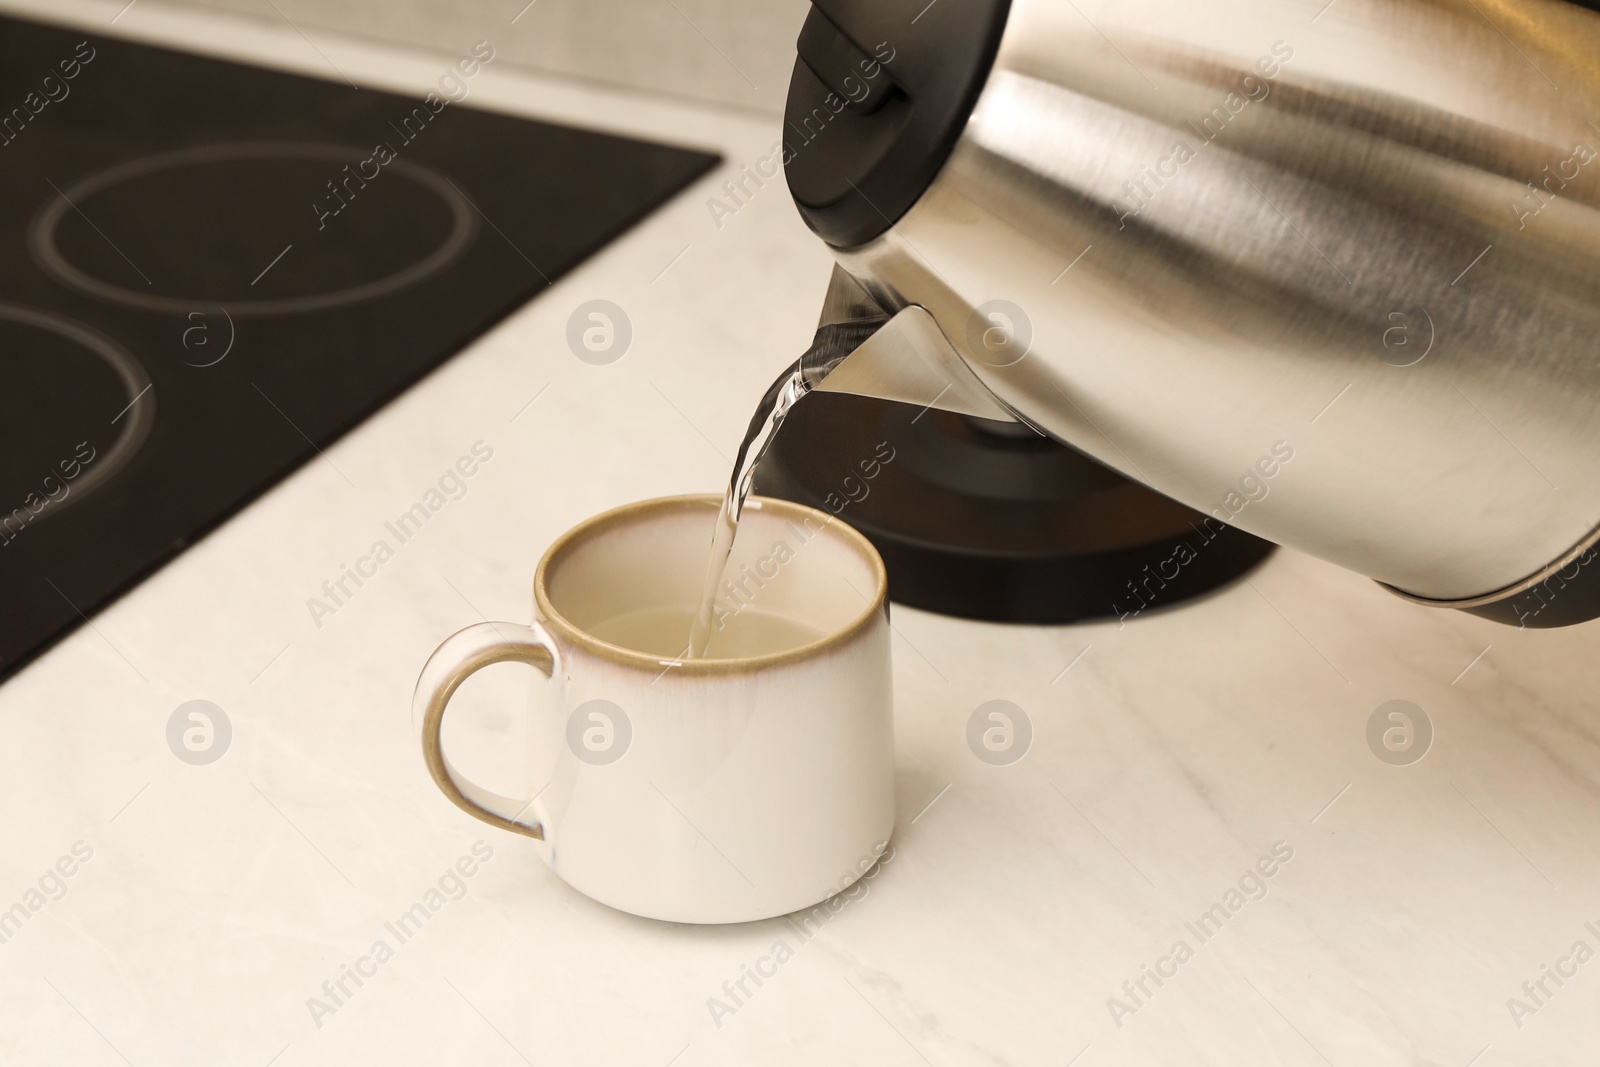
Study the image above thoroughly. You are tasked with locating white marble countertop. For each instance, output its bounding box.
[4,2,1600,1065]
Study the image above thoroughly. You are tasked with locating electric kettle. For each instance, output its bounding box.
[783,0,1600,628]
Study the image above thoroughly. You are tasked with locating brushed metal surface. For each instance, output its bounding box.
[809,305,1007,419]
[830,0,1600,601]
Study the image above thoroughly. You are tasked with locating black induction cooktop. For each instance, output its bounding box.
[0,16,718,681]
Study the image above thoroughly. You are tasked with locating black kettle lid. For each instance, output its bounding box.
[782,0,1012,249]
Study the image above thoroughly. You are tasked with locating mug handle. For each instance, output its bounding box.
[413,621,561,840]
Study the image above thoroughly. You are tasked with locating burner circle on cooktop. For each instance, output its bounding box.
[0,305,153,525]
[29,142,478,316]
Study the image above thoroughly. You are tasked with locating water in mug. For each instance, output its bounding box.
[684,319,885,659]
[593,605,825,659]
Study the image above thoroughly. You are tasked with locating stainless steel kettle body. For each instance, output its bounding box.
[784,0,1600,627]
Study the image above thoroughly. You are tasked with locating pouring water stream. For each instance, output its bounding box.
[685,318,886,659]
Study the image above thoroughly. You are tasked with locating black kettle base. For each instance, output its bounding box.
[752,392,1276,625]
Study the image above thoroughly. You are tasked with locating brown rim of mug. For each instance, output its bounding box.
[533,494,888,674]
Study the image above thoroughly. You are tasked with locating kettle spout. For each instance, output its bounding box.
[800,266,1018,423]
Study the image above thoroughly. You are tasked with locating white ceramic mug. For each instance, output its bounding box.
[413,495,895,924]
